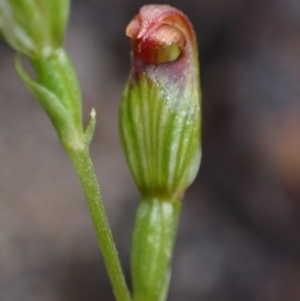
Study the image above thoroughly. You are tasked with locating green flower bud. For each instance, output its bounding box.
[120,4,201,201]
[0,0,70,58]
[120,5,201,301]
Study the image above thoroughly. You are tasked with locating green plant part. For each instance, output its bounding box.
[0,0,86,150]
[15,49,89,151]
[120,4,201,301]
[0,2,132,301]
[0,0,70,58]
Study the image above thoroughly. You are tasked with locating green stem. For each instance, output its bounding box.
[17,48,131,301]
[68,147,132,301]
[131,197,181,301]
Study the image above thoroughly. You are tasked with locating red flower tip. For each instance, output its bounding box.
[126,4,195,65]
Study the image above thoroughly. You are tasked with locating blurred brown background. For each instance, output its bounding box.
[1,0,300,300]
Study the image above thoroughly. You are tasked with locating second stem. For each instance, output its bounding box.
[68,147,132,301]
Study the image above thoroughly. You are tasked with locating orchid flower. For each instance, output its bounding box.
[120,5,201,301]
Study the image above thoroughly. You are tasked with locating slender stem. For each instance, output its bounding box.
[131,197,181,301]
[68,147,132,301]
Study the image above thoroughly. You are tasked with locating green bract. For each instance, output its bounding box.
[16,49,95,151]
[0,0,93,151]
[0,0,70,58]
